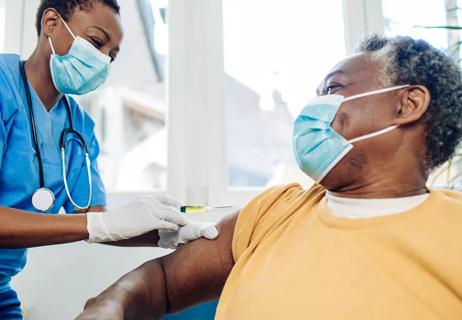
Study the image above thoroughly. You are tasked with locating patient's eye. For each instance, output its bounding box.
[325,83,342,95]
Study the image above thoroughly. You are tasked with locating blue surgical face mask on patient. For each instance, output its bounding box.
[292,85,410,182]
[48,15,111,95]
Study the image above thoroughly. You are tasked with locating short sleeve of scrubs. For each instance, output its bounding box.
[62,106,106,213]
[0,112,6,170]
[0,64,18,172]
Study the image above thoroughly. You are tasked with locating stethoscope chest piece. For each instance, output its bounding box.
[32,188,55,212]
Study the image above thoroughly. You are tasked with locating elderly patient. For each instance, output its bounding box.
[77,35,462,319]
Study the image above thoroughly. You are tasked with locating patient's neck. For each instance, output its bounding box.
[325,160,428,199]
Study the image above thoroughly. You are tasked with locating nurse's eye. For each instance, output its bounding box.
[89,37,104,49]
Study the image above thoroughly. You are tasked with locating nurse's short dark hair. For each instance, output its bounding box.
[358,34,462,172]
[35,0,120,36]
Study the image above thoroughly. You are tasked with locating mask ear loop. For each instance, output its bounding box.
[48,14,76,54]
[58,14,77,40]
[48,37,56,54]
[348,125,399,144]
[342,84,410,144]
[343,84,410,102]
[47,13,77,54]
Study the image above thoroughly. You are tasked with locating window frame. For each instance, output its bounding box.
[167,0,385,206]
[11,0,385,208]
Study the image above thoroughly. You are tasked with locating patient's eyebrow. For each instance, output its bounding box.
[324,69,347,83]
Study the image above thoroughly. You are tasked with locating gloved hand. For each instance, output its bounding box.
[86,196,188,243]
[158,221,219,249]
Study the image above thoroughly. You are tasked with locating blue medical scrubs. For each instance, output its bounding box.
[0,54,106,318]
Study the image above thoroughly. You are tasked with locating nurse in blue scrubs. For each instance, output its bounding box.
[0,0,219,318]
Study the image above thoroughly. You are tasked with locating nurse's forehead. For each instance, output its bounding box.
[67,3,123,40]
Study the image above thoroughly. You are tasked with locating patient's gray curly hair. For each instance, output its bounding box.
[358,34,462,171]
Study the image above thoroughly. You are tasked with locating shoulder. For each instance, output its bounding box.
[232,183,324,261]
[430,188,462,206]
[436,188,462,200]
[245,183,305,207]
[0,54,21,88]
[0,54,21,121]
[238,183,324,222]
[430,188,462,215]
[417,188,462,233]
[0,54,20,76]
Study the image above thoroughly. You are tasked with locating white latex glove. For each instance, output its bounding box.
[87,196,188,243]
[151,194,181,208]
[158,221,219,249]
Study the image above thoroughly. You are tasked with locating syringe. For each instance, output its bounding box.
[180,205,233,213]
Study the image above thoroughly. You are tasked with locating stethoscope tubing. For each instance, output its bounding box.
[20,60,92,211]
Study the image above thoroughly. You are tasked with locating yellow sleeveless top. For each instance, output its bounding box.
[215,184,462,319]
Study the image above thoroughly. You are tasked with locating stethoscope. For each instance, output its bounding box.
[20,60,92,212]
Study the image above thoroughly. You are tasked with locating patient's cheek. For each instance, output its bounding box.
[331,111,348,137]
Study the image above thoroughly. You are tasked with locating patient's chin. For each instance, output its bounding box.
[319,169,345,191]
[319,152,366,191]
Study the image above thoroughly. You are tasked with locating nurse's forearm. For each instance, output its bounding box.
[79,207,164,247]
[77,207,159,247]
[80,207,159,247]
[0,206,88,248]
[105,231,160,247]
[75,205,106,214]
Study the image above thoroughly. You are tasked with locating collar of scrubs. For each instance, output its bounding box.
[23,80,71,165]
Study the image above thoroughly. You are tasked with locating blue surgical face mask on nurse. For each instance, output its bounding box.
[48,15,111,95]
[292,85,410,183]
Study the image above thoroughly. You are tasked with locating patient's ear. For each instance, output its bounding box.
[393,85,430,125]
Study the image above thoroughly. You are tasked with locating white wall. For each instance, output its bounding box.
[12,241,169,319]
[3,0,40,56]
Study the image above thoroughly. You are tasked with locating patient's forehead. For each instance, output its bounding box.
[330,53,366,73]
[321,53,385,89]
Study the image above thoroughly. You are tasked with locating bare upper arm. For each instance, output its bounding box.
[76,212,239,320]
[161,212,238,313]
